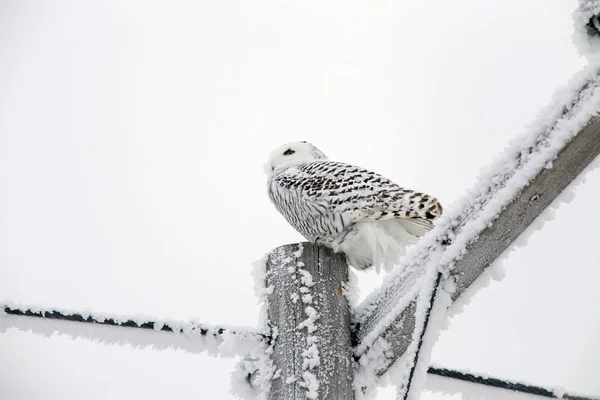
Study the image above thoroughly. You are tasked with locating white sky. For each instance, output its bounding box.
[1,0,599,399]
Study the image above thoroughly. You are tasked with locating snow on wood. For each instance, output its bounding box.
[266,243,354,400]
[353,63,600,397]
[573,0,600,56]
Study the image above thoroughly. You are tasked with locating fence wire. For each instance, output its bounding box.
[428,367,598,400]
[2,305,269,343]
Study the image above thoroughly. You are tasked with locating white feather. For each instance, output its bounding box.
[336,220,419,273]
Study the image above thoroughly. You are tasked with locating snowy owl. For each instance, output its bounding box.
[265,141,443,271]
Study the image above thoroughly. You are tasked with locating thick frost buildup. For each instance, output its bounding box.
[573,0,600,57]
[354,336,393,399]
[298,306,319,334]
[230,350,275,400]
[342,269,361,310]
[300,371,320,399]
[252,255,273,332]
[230,256,278,400]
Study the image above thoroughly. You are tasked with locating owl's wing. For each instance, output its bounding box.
[271,161,442,238]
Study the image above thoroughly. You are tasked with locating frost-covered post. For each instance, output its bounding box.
[266,242,354,400]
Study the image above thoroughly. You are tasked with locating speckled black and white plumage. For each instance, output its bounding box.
[266,142,442,271]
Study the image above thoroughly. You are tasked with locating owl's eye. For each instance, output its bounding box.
[283,149,295,156]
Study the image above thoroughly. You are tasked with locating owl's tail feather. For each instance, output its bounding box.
[338,219,420,272]
[396,217,433,237]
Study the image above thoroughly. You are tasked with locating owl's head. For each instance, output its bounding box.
[265,141,328,177]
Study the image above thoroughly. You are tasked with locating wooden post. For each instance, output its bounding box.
[266,242,355,400]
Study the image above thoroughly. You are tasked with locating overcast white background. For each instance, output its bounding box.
[1,0,599,399]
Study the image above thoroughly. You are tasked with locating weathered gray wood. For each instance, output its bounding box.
[267,242,355,400]
[451,116,600,297]
[355,110,600,379]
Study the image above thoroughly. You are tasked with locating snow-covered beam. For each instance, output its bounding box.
[353,65,600,391]
[451,116,600,301]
